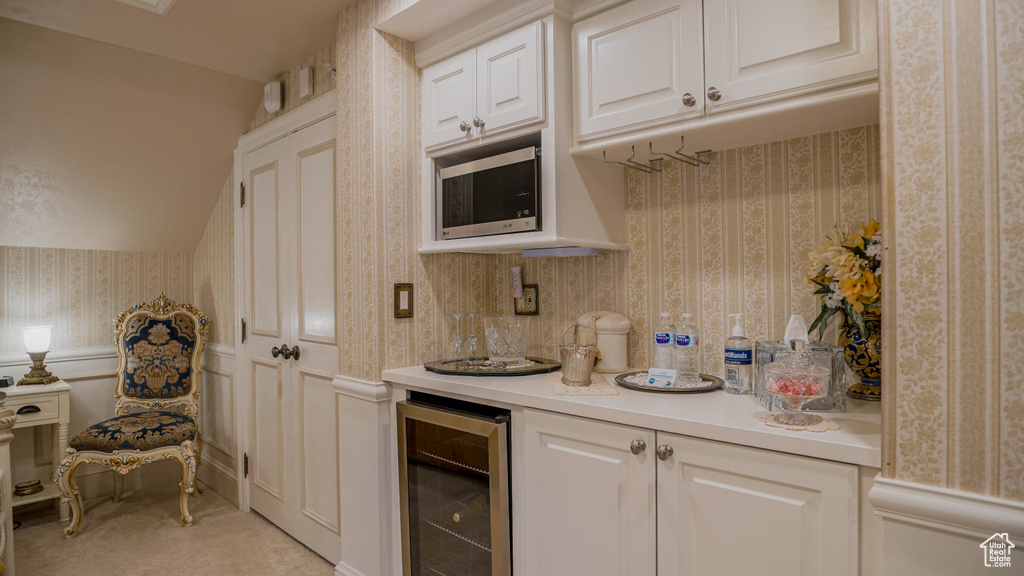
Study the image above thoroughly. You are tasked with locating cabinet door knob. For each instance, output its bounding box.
[656,444,674,461]
[681,93,696,107]
[630,439,647,455]
[459,120,472,133]
[473,116,485,129]
[271,345,283,358]
[706,87,722,102]
[289,345,300,361]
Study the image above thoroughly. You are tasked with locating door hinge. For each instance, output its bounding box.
[241,318,247,343]
[240,182,246,207]
[244,453,249,478]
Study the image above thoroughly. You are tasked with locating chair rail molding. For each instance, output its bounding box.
[870,476,1024,538]
[869,476,1024,576]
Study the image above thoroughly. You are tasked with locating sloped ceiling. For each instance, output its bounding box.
[0,18,263,252]
[0,0,347,83]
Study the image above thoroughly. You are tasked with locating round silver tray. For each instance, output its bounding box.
[614,371,723,393]
[424,357,561,377]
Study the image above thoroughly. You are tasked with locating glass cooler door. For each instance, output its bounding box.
[397,400,510,576]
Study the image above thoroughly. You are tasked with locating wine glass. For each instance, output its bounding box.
[464,312,480,360]
[447,313,464,363]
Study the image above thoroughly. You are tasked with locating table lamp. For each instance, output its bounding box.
[18,325,59,385]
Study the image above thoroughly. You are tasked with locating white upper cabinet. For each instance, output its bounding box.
[476,23,544,136]
[703,0,878,111]
[423,51,476,149]
[573,0,877,143]
[423,22,544,150]
[574,0,704,140]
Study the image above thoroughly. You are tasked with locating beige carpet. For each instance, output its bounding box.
[13,482,335,576]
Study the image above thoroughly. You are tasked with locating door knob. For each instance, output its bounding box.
[630,439,647,455]
[460,120,471,133]
[656,444,674,461]
[473,116,485,129]
[681,92,696,107]
[272,344,299,360]
[706,87,722,102]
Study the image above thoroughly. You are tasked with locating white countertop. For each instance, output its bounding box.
[382,366,882,468]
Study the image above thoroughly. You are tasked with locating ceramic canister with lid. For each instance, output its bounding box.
[576,311,631,373]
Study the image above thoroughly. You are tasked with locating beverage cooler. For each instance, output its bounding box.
[397,393,511,576]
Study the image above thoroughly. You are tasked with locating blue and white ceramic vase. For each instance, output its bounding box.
[839,310,881,401]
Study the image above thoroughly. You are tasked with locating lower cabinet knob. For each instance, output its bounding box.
[707,86,722,102]
[630,439,647,455]
[682,93,696,107]
[656,444,674,461]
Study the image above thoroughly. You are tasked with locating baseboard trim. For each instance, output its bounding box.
[198,456,238,507]
[334,560,371,576]
[869,476,1024,539]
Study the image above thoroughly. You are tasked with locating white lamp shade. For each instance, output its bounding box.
[22,325,53,353]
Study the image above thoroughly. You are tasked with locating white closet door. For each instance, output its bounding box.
[245,135,293,530]
[243,114,340,564]
[702,0,877,111]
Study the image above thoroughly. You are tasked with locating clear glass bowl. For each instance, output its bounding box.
[764,340,830,427]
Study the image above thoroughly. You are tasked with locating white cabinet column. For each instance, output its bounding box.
[334,376,393,576]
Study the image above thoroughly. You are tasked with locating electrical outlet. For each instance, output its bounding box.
[514,284,538,315]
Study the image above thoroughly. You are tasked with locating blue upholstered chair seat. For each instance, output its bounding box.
[69,411,197,453]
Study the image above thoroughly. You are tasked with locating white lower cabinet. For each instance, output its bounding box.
[657,432,859,576]
[522,410,859,576]
[522,409,656,576]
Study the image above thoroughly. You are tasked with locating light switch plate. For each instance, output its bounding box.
[394,283,413,318]
[514,284,538,315]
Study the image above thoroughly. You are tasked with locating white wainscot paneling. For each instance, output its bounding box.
[199,344,238,505]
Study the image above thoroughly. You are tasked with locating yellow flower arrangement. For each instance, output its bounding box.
[807,220,881,338]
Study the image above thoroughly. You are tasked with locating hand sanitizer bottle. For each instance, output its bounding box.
[724,313,752,394]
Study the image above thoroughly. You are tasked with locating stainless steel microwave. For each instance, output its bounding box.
[438,146,540,240]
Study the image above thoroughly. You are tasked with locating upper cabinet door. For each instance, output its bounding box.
[476,21,544,135]
[423,50,476,149]
[575,0,704,141]
[703,0,877,111]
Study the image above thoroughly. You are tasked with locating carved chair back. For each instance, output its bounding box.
[113,294,209,417]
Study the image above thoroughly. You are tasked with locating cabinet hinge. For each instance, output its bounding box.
[240,182,246,208]
[244,453,249,478]
[241,319,247,343]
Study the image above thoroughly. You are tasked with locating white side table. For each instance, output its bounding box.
[4,381,71,521]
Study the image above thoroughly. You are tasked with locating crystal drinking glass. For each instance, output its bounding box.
[483,317,527,366]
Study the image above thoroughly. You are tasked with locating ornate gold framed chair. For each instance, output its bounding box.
[54,294,209,537]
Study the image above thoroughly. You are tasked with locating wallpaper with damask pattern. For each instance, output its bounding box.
[0,246,192,354]
[883,0,1024,501]
[191,176,235,346]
